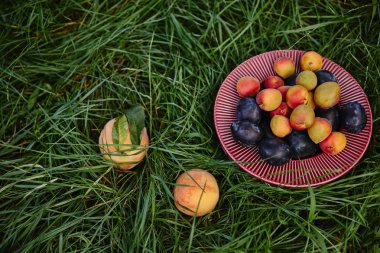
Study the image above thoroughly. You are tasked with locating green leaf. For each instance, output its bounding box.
[112,115,129,151]
[125,104,145,145]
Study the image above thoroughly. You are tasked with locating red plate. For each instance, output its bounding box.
[214,50,372,187]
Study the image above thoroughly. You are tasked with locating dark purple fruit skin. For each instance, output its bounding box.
[231,121,263,146]
[237,98,262,124]
[315,70,338,86]
[258,138,291,166]
[284,73,299,86]
[340,102,367,133]
[315,106,340,131]
[259,113,276,139]
[285,131,319,159]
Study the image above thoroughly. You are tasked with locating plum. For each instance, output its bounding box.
[284,73,299,86]
[237,97,262,124]
[258,138,291,166]
[315,70,337,86]
[286,131,319,159]
[259,113,276,139]
[231,121,263,146]
[315,106,340,131]
[340,102,367,133]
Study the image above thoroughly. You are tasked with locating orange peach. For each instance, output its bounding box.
[270,102,292,118]
[300,51,323,71]
[306,91,316,110]
[290,105,315,130]
[296,70,317,90]
[270,115,292,138]
[307,117,332,144]
[274,57,296,79]
[236,76,261,97]
[314,82,341,109]
[174,169,219,217]
[264,76,284,89]
[319,132,347,155]
[277,86,291,101]
[256,88,282,111]
[286,85,309,109]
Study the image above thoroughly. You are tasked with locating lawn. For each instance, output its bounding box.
[1,0,379,252]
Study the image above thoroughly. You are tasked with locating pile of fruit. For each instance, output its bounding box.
[231,51,367,166]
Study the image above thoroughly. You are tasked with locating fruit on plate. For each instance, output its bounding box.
[258,138,291,166]
[284,73,299,86]
[319,132,347,155]
[307,117,332,144]
[340,102,367,133]
[286,131,319,159]
[315,106,340,131]
[174,169,219,217]
[237,97,262,124]
[270,115,292,138]
[306,91,316,110]
[256,88,282,111]
[277,86,291,101]
[99,105,149,170]
[314,82,341,109]
[300,51,323,71]
[231,121,263,146]
[270,102,291,118]
[296,70,317,91]
[236,76,261,97]
[274,57,296,79]
[315,70,338,86]
[264,76,284,89]
[286,85,309,109]
[290,105,315,130]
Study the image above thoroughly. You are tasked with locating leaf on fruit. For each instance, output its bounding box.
[112,115,129,151]
[125,104,145,146]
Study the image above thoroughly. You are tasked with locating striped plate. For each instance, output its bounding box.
[214,50,372,187]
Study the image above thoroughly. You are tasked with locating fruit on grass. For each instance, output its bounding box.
[174,169,219,217]
[99,105,149,170]
[256,88,282,111]
[286,131,319,159]
[284,73,299,86]
[236,76,261,97]
[315,70,337,86]
[231,121,263,146]
[340,102,367,133]
[290,105,315,130]
[270,115,292,138]
[300,51,323,71]
[277,86,291,101]
[237,97,262,124]
[319,132,347,155]
[314,82,341,109]
[296,70,317,91]
[315,106,340,131]
[270,102,291,118]
[286,85,309,109]
[258,138,291,166]
[307,117,332,144]
[306,91,316,110]
[264,76,284,89]
[274,57,296,79]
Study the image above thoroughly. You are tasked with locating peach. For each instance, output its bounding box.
[307,117,332,144]
[319,132,347,155]
[270,115,292,138]
[300,51,323,71]
[256,88,282,111]
[286,85,309,109]
[99,118,149,170]
[270,102,292,118]
[314,82,341,109]
[290,105,315,130]
[264,76,284,89]
[174,169,219,217]
[274,57,296,79]
[277,86,291,101]
[236,76,261,97]
[306,91,316,110]
[296,70,317,91]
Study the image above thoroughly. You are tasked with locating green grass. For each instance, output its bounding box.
[1,0,379,252]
